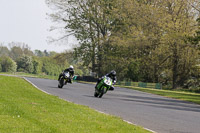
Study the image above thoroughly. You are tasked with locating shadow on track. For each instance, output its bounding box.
[117,94,200,113]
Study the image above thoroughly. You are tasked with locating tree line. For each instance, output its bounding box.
[0,43,89,77]
[46,0,200,89]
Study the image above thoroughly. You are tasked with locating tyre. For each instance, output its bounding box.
[99,92,104,98]
[94,92,98,97]
[58,78,64,88]
[98,88,105,98]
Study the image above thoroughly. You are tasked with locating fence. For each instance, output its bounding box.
[116,81,162,89]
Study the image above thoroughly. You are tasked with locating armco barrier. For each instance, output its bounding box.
[75,76,98,82]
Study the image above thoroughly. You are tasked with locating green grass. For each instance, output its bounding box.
[120,86,200,105]
[0,75,150,133]
[0,72,57,80]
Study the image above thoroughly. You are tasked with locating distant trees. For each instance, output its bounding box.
[9,42,33,61]
[34,50,45,57]
[0,43,89,77]
[0,45,10,57]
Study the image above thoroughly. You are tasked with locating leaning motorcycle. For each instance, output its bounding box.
[94,76,113,98]
[58,72,70,88]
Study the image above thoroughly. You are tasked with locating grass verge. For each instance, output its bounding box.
[0,72,57,80]
[119,86,200,105]
[0,75,151,133]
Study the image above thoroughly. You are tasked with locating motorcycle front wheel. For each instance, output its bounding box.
[94,92,98,97]
[98,87,105,98]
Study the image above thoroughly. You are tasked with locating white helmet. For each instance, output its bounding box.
[69,65,74,69]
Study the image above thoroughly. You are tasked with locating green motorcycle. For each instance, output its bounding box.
[94,76,113,98]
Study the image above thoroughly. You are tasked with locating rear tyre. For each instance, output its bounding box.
[58,78,64,88]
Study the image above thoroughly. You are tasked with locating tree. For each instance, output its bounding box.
[0,45,10,57]
[44,50,49,56]
[16,55,34,73]
[157,0,199,89]
[47,0,117,76]
[189,17,200,48]
[47,0,200,89]
[32,57,43,74]
[0,56,17,72]
[9,42,33,60]
[22,44,34,56]
[34,50,44,57]
[9,46,23,61]
[109,0,199,88]
[41,57,65,76]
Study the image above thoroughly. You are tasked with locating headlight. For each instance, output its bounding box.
[104,78,112,85]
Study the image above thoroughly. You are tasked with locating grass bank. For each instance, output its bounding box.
[0,75,150,133]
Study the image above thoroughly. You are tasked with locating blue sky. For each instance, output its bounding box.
[0,0,76,53]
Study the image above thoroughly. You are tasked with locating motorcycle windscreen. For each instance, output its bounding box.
[104,77,112,86]
[64,72,70,78]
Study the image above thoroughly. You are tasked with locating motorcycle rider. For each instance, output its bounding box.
[58,65,74,84]
[95,70,117,91]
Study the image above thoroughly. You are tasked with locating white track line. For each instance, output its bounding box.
[23,77,51,95]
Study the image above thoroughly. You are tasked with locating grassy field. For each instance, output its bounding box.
[0,75,151,133]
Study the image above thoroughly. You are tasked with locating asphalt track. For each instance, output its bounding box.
[25,77,200,133]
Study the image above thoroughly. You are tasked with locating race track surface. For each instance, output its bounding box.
[26,77,200,133]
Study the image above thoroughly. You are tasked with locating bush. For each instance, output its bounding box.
[0,56,17,72]
[32,57,42,74]
[184,78,200,89]
[41,57,66,76]
[17,55,33,73]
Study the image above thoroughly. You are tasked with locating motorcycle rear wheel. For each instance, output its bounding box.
[58,78,64,88]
